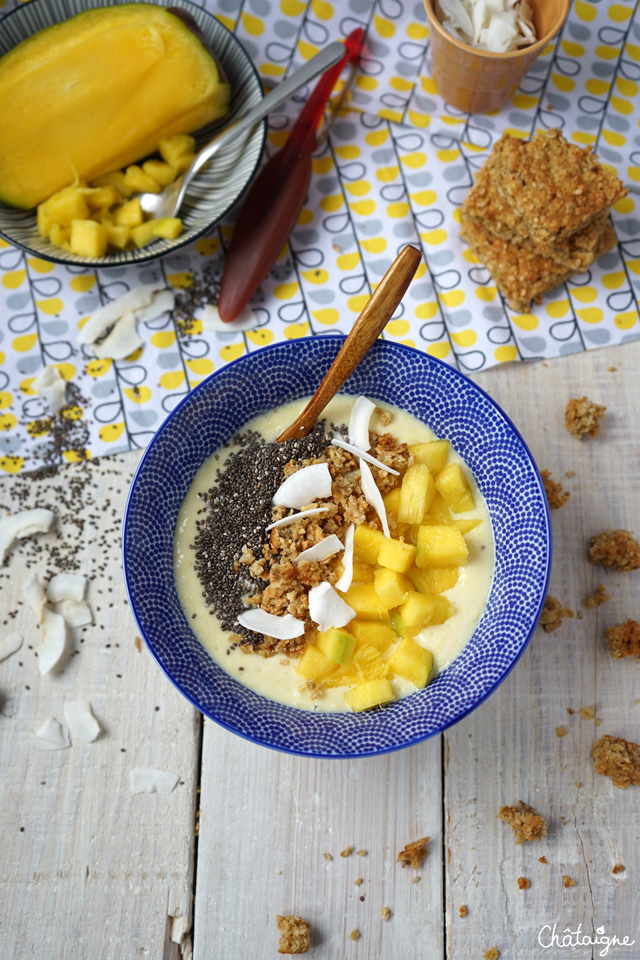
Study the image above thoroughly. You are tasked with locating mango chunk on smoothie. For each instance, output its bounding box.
[399,592,454,628]
[408,565,459,595]
[377,537,416,573]
[409,440,450,475]
[341,583,389,620]
[398,463,436,524]
[373,568,412,608]
[345,678,394,711]
[316,627,356,665]
[353,525,386,564]
[388,636,434,688]
[296,644,338,682]
[349,619,396,651]
[416,524,469,567]
[435,462,475,513]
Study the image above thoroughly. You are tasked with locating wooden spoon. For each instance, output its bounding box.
[276,244,422,443]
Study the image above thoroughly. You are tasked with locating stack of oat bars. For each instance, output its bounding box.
[460,128,627,312]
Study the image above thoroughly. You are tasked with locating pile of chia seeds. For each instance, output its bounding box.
[190,420,332,648]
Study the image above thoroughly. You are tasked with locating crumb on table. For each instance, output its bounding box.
[589,530,640,572]
[397,836,430,869]
[497,801,547,844]
[517,877,531,889]
[485,948,501,960]
[541,469,570,509]
[539,596,575,632]
[538,856,548,864]
[459,905,468,918]
[323,853,332,861]
[340,846,353,858]
[349,930,360,942]
[613,864,625,874]
[565,396,606,439]
[592,734,640,788]
[585,584,610,607]
[380,907,392,921]
[556,726,567,737]
[580,706,595,719]
[605,619,640,660]
[563,875,577,888]
[276,915,311,955]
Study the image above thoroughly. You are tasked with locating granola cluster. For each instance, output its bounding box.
[497,801,547,844]
[539,595,574,633]
[565,396,606,439]
[592,734,640,789]
[605,619,640,661]
[588,529,640,572]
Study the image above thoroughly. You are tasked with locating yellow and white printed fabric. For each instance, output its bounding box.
[0,0,638,471]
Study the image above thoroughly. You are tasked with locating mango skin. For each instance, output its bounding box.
[0,4,229,209]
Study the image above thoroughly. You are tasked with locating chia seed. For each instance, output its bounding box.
[190,419,331,648]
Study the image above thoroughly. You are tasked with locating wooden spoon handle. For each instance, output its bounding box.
[276,244,422,443]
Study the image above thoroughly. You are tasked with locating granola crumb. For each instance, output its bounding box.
[592,734,640,788]
[595,718,601,726]
[565,396,606,439]
[354,878,363,887]
[497,801,547,844]
[397,837,430,869]
[539,596,575,632]
[567,708,575,715]
[563,875,576,888]
[349,930,360,942]
[580,706,596,719]
[605,619,640,660]
[517,877,531,889]
[575,782,583,789]
[577,610,584,619]
[323,853,333,861]
[485,949,500,960]
[585,584,610,607]
[589,530,640,572]
[612,864,625,874]
[538,856,548,864]
[411,875,421,884]
[566,470,576,478]
[556,726,567,737]
[340,846,353,858]
[276,915,311,955]
[541,469,570,509]
[459,904,468,918]
[356,849,367,857]
[380,907,392,921]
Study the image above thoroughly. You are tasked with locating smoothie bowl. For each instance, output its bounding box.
[123,337,551,758]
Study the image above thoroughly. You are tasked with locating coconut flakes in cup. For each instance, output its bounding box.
[436,0,536,53]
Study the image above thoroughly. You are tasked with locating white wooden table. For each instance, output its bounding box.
[1,341,638,960]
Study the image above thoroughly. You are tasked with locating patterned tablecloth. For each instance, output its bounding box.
[0,0,639,472]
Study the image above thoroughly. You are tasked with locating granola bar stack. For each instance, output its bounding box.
[460,128,627,312]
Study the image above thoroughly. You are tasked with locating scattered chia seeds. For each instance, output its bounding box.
[190,420,331,648]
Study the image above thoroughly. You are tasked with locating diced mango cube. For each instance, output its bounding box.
[325,642,387,687]
[377,537,416,574]
[151,217,183,240]
[345,678,394,712]
[69,219,107,258]
[423,493,453,525]
[123,164,162,195]
[142,159,178,187]
[416,524,469,568]
[452,518,482,534]
[352,560,375,583]
[296,644,338,682]
[49,223,70,250]
[387,636,433,688]
[390,610,421,639]
[353,525,386,565]
[106,223,131,250]
[131,221,157,248]
[374,568,412,609]
[82,184,121,209]
[408,565,459,595]
[398,463,436,524]
[399,592,454,628]
[46,185,90,226]
[159,133,196,170]
[316,627,356,665]
[409,440,450,475]
[341,583,388,620]
[435,462,475,513]
[349,619,396,651]
[91,170,132,197]
[37,202,54,239]
[383,487,402,520]
[114,197,144,227]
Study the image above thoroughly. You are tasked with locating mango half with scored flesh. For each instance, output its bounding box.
[0,4,229,209]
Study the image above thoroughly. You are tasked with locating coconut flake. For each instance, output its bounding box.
[63,701,101,742]
[348,395,376,451]
[130,768,180,795]
[295,534,344,565]
[436,0,536,51]
[47,573,86,603]
[133,289,176,325]
[32,716,70,751]
[359,459,390,538]
[265,507,330,532]
[22,571,47,619]
[0,632,23,662]
[56,600,93,628]
[237,608,305,640]
[77,283,162,344]
[0,508,55,564]
[199,303,260,332]
[36,606,69,675]
[308,582,356,632]
[335,524,355,593]
[31,365,67,414]
[272,462,333,509]
[91,312,143,361]
[331,437,399,475]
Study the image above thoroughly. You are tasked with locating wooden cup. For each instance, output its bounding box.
[423,0,570,114]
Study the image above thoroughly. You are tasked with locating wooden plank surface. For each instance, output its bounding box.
[1,341,639,959]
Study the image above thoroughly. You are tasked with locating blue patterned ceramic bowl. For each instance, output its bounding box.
[123,337,551,758]
[0,0,264,267]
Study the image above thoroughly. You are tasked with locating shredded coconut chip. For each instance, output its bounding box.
[31,365,67,414]
[237,608,306,640]
[36,606,69,675]
[273,462,333,510]
[265,507,330,532]
[47,573,87,603]
[308,582,356,632]
[0,508,56,564]
[295,534,344,565]
[335,523,355,593]
[92,312,143,361]
[331,437,400,475]
[22,571,47,618]
[130,768,180,795]
[348,395,376,451]
[199,303,259,331]
[56,600,93,628]
[0,632,23,662]
[64,701,101,742]
[32,715,70,751]
[78,283,162,344]
[359,459,390,537]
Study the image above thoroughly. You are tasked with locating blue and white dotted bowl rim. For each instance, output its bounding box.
[0,0,265,267]
[123,337,552,758]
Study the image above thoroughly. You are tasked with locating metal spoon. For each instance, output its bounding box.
[139,40,347,220]
[276,245,423,443]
